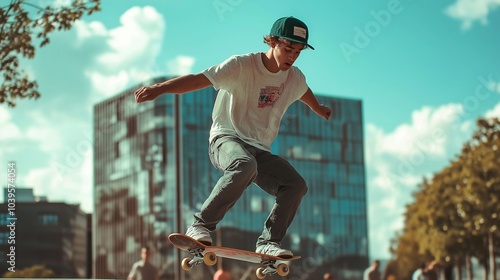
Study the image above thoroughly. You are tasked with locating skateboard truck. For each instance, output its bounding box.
[256,260,290,279]
[181,248,217,270]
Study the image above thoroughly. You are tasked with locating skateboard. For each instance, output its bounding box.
[168,233,301,279]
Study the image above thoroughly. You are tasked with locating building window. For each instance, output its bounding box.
[39,214,59,225]
[114,141,120,159]
[127,116,137,137]
[330,182,336,198]
[0,232,9,244]
[0,214,9,225]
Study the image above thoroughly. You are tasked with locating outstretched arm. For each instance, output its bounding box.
[300,88,332,120]
[135,73,212,103]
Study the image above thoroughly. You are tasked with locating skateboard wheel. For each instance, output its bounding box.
[256,267,266,279]
[276,263,289,276]
[203,252,217,266]
[181,258,193,271]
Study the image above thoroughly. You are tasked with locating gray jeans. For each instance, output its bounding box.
[193,135,308,246]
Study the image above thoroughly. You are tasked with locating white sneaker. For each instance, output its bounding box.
[256,242,293,258]
[185,225,212,245]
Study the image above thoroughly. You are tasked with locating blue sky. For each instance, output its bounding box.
[1,0,500,261]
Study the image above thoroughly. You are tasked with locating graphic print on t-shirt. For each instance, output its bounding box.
[258,84,285,108]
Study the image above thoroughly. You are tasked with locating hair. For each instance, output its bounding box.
[263,35,309,50]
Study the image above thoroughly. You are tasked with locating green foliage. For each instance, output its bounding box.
[0,0,101,107]
[3,264,55,278]
[389,118,500,278]
[388,190,433,278]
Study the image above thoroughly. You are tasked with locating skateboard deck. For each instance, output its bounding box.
[168,233,300,279]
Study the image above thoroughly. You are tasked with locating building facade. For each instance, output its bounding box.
[93,77,368,279]
[0,199,89,277]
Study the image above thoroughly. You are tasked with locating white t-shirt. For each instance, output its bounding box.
[128,261,158,280]
[202,52,308,151]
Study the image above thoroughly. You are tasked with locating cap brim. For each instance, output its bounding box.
[282,37,315,50]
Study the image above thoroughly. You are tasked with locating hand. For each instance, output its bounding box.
[318,104,332,120]
[134,86,160,103]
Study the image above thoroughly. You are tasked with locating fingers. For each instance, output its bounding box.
[134,87,149,103]
[323,106,332,120]
[134,87,142,103]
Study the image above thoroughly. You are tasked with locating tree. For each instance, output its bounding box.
[388,184,434,279]
[3,264,55,277]
[0,0,101,107]
[459,118,500,280]
[415,118,500,280]
[416,161,480,280]
[390,118,500,280]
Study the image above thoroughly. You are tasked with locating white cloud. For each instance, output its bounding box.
[380,104,470,158]
[24,5,176,107]
[84,6,166,102]
[86,70,132,100]
[485,102,500,118]
[445,0,500,30]
[22,5,169,112]
[97,7,164,68]
[24,148,93,212]
[0,108,93,212]
[0,107,22,142]
[365,103,475,259]
[25,111,65,152]
[74,21,107,42]
[483,80,500,118]
[55,0,71,7]
[0,107,23,188]
[12,110,95,211]
[167,55,196,76]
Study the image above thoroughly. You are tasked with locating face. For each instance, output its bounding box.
[141,248,151,262]
[273,39,304,71]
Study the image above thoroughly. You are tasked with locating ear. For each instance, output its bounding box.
[270,37,278,48]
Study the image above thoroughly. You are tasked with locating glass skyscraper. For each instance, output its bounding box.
[93,77,368,279]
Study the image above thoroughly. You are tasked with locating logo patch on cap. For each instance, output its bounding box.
[293,26,307,39]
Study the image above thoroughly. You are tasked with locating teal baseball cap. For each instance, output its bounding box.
[270,16,314,50]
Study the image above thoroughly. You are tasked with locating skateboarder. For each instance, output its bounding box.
[135,16,331,257]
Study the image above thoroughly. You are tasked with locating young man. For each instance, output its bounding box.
[363,260,381,280]
[128,246,159,280]
[412,263,426,280]
[135,16,331,257]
